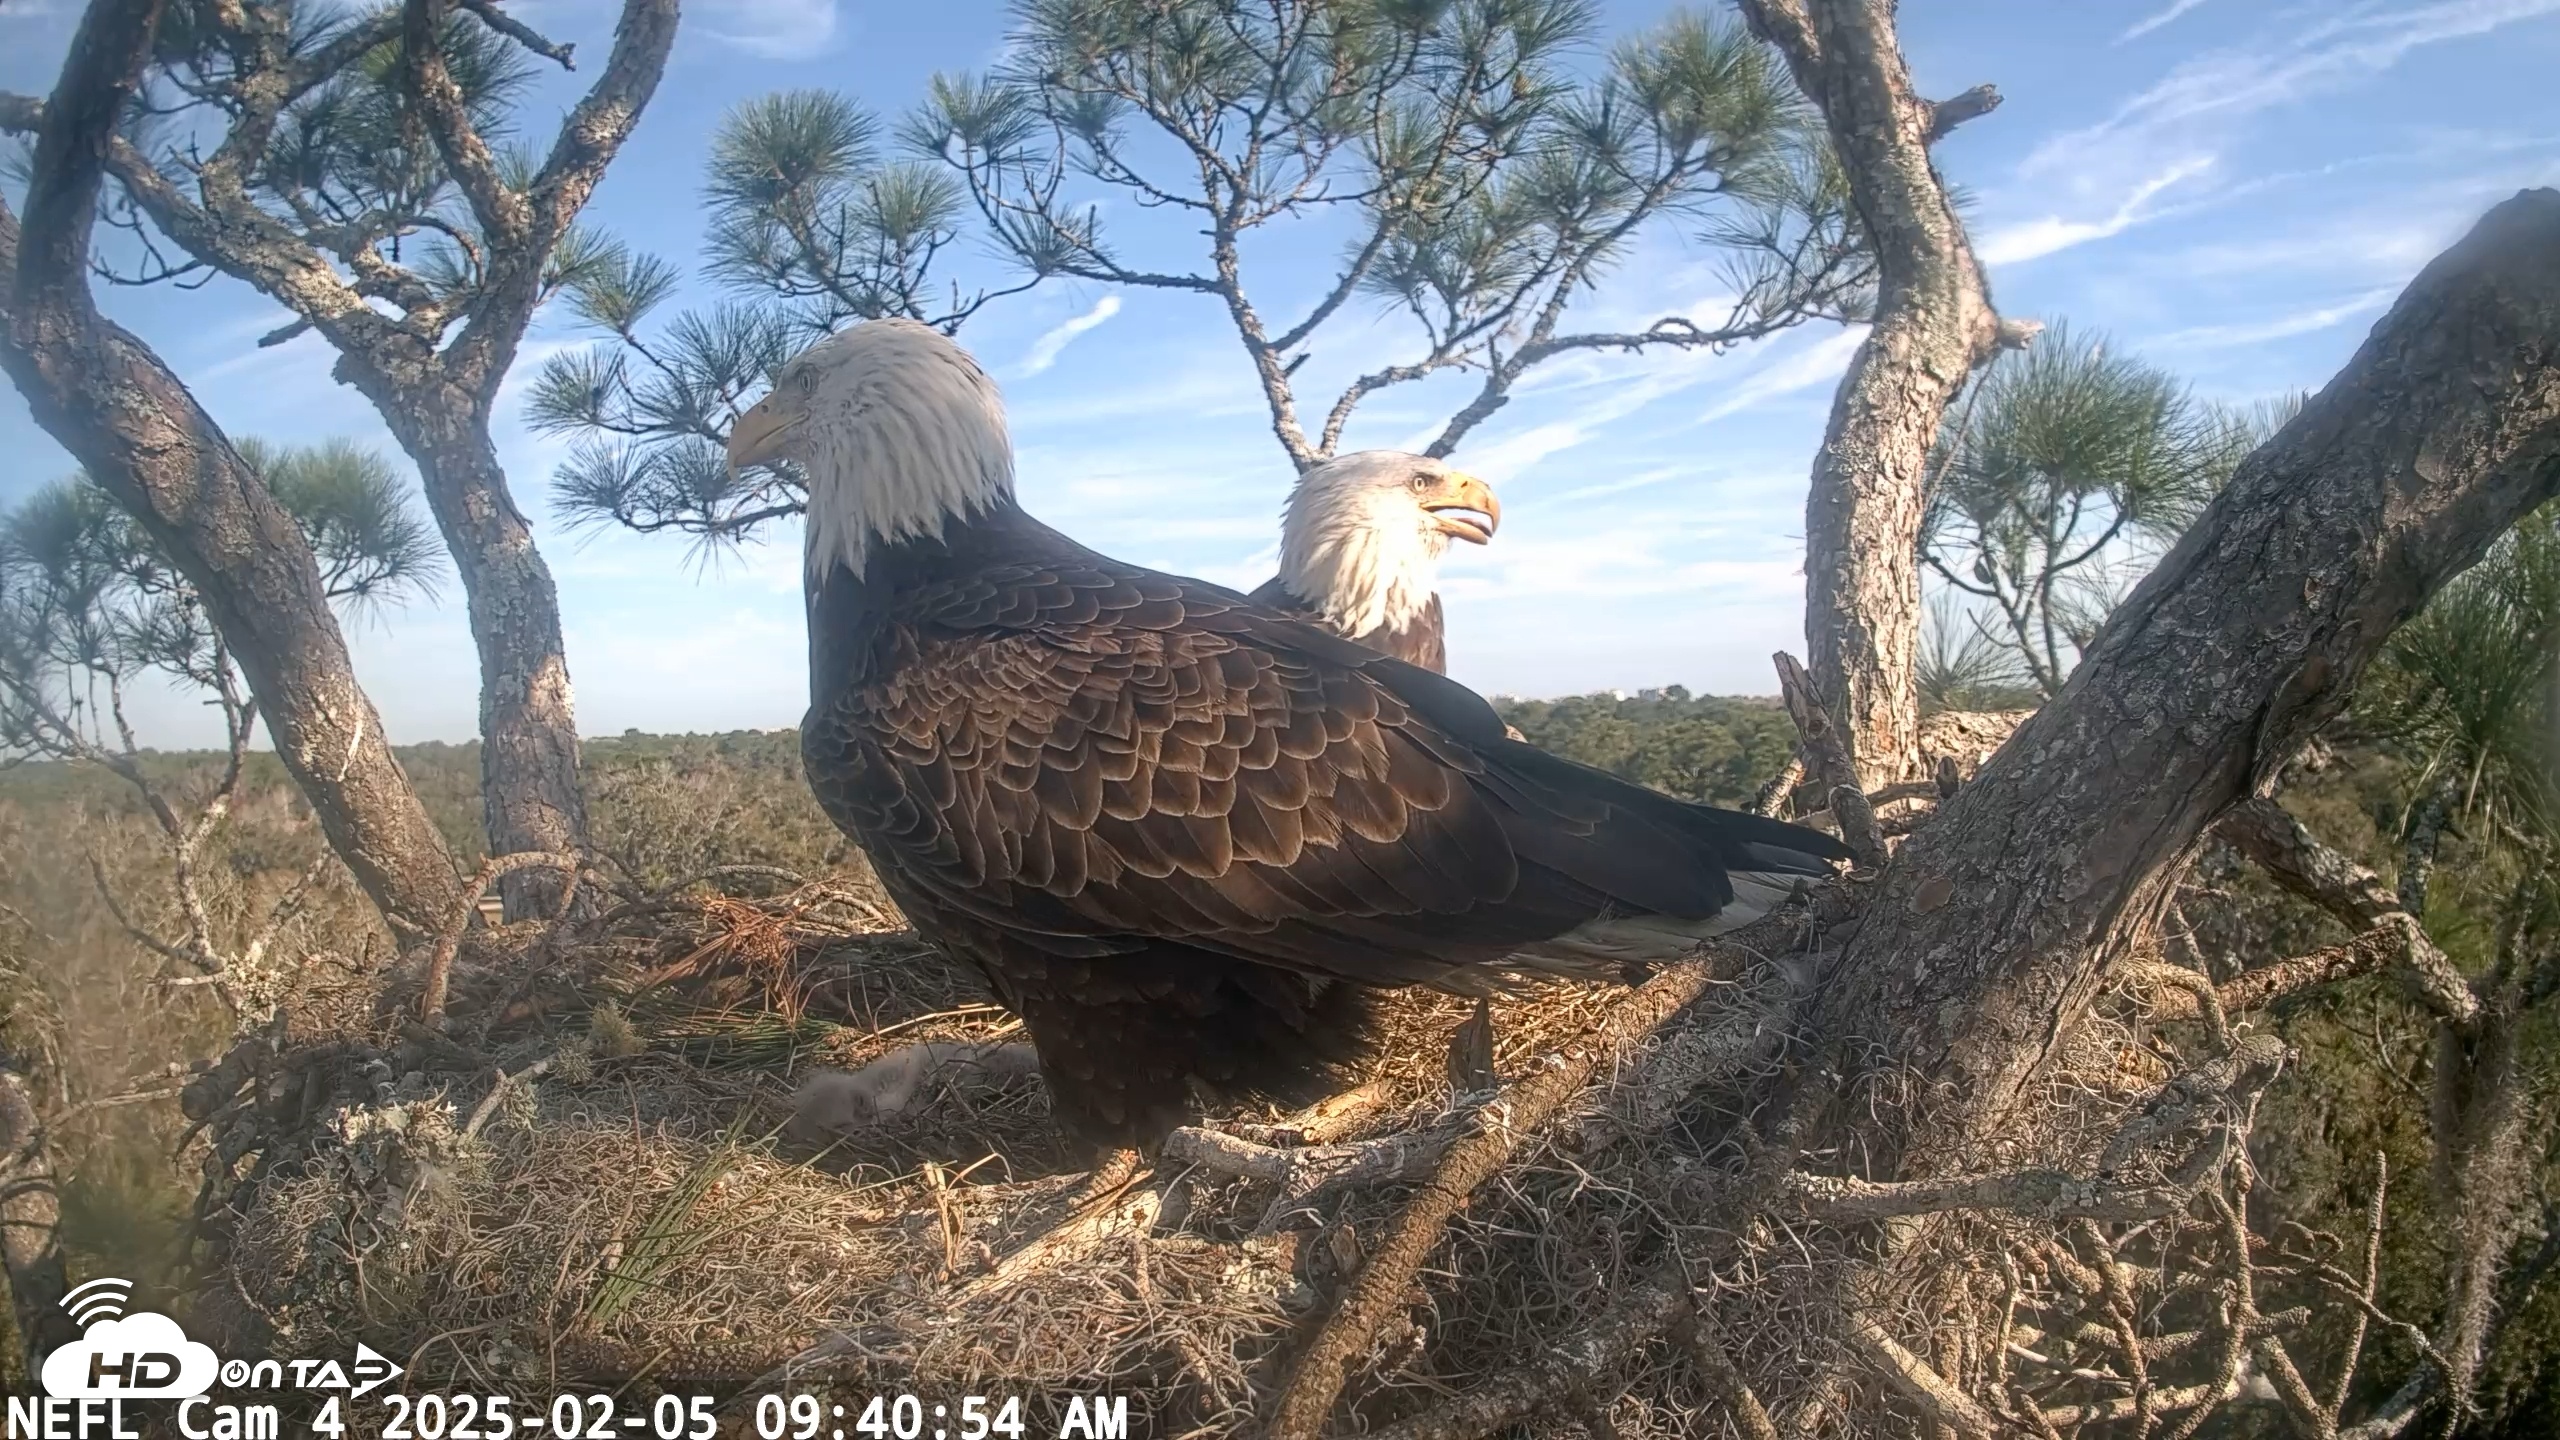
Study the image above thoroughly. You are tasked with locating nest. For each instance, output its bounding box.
[180,868,1855,1437]
[181,707,2291,1440]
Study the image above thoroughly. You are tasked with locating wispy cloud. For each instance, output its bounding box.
[1524,466,1688,511]
[2119,0,2212,43]
[1692,328,1867,426]
[1015,296,1123,377]
[2144,286,2399,351]
[1453,326,1865,483]
[696,0,840,58]
[1977,157,2216,265]
[2028,0,2560,185]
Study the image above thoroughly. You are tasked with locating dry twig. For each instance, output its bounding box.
[1264,959,1730,1438]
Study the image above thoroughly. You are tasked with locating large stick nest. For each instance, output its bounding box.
[182,871,1863,1435]
[181,749,2342,1440]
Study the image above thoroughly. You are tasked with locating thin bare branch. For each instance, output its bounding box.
[1265,958,1733,1438]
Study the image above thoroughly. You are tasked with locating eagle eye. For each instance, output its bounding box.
[794,369,819,395]
[1407,471,1433,492]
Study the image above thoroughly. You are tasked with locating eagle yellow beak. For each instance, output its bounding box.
[1423,471,1501,545]
[726,391,802,477]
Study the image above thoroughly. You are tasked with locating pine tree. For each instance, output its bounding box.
[0,0,686,914]
[533,1,1873,548]
[1920,322,2292,696]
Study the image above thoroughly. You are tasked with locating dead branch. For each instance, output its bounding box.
[1674,1304,1782,1440]
[1264,959,1730,1438]
[952,1171,1166,1302]
[1924,84,2003,144]
[2138,920,2450,1021]
[2099,1033,2288,1179]
[1780,1169,2197,1224]
[1794,778,1948,831]
[1848,1313,2007,1438]
[457,0,574,67]
[1160,1123,1453,1232]
[2329,1153,2390,1425]
[1751,755,1807,818]
[2039,1379,2236,1428]
[459,1056,553,1142]
[2215,798,2400,928]
[2206,800,2480,1026]
[1776,651,1887,868]
[417,851,585,1026]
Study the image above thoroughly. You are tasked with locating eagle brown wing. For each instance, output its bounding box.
[804,555,1826,997]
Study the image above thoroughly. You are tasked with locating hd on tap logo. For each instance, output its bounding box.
[38,1278,218,1400]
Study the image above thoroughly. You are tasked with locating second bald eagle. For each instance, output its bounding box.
[1250,452,1499,675]
[731,319,1851,1149]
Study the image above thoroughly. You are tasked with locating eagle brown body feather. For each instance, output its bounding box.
[803,500,1848,1148]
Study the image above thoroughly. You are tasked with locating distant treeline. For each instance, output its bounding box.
[0,687,1797,869]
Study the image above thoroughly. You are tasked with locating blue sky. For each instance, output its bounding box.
[4,0,2558,748]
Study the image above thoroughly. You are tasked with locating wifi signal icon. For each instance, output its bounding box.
[62,1277,133,1329]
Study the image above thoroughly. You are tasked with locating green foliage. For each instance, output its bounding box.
[704,90,991,332]
[1916,594,2037,714]
[539,2,1873,547]
[0,445,440,765]
[1922,323,2288,695]
[241,438,446,611]
[536,81,1036,548]
[1,478,223,749]
[2358,502,2559,856]
[905,0,1869,463]
[529,291,806,548]
[123,5,543,303]
[1492,686,1794,808]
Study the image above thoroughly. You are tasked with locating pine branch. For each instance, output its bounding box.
[459,0,575,69]
[401,0,529,246]
[1924,83,2002,143]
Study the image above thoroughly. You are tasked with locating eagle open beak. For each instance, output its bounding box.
[726,392,802,477]
[1424,472,1501,545]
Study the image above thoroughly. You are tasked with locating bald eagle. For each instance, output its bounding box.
[729,318,1850,1150]
[1247,452,1499,675]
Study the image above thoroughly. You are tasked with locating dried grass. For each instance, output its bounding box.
[193,864,2252,1440]
[184,868,1854,1433]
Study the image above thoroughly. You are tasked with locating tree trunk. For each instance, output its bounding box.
[1,0,683,925]
[1815,188,2560,1175]
[0,238,465,943]
[0,0,463,939]
[1738,0,2007,789]
[375,390,590,920]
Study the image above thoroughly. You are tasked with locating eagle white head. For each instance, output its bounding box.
[724,318,1014,579]
[1276,451,1501,638]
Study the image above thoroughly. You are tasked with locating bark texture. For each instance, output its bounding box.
[370,398,587,918]
[1816,188,2560,1172]
[1737,0,2007,787]
[0,0,463,938]
[2,0,683,916]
